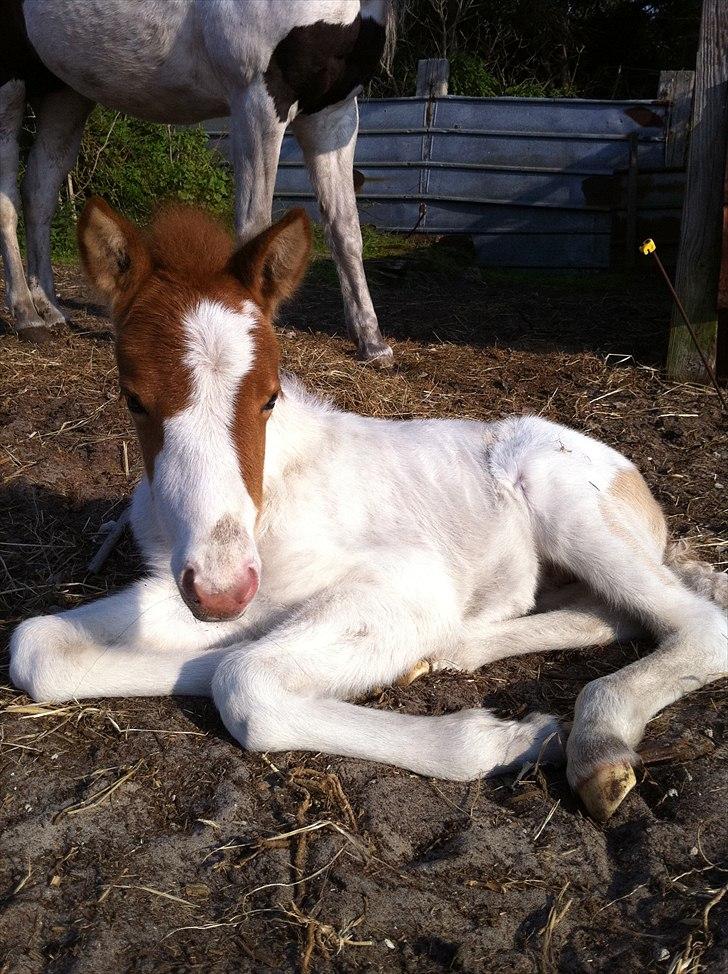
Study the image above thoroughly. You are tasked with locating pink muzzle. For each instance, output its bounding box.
[181,565,259,621]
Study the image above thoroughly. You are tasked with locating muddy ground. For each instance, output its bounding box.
[1,241,726,974]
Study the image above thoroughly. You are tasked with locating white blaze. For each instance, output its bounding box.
[152,299,261,589]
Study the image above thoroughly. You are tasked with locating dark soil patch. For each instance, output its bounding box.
[1,250,726,974]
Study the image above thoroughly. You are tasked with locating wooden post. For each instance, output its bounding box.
[666,0,728,382]
[415,59,449,98]
[657,70,695,168]
[718,141,728,377]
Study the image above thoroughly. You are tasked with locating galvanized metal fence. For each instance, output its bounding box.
[204,92,686,269]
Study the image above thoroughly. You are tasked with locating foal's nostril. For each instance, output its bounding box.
[181,567,199,604]
[239,565,259,602]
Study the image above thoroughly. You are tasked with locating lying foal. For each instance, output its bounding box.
[10,199,727,821]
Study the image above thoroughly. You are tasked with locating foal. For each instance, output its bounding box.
[10,199,727,822]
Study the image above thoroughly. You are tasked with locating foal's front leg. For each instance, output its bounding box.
[9,576,242,702]
[212,591,564,780]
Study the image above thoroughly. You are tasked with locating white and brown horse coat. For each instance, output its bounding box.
[0,0,392,360]
[9,199,728,823]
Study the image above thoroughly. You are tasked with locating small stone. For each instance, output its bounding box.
[384,939,396,950]
[666,788,678,799]
[185,884,210,900]
[690,846,699,856]
[50,875,61,887]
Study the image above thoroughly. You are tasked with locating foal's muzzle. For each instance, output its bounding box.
[180,565,259,621]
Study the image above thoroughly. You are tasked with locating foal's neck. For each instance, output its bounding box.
[262,375,336,490]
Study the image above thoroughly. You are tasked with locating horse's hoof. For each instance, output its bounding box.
[17,324,54,345]
[395,659,431,687]
[358,342,394,368]
[577,761,636,822]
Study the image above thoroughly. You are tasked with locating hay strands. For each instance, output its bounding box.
[53,759,143,821]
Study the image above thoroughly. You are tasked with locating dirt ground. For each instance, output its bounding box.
[1,241,726,974]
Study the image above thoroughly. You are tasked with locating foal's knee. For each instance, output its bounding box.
[9,615,82,702]
[212,653,292,752]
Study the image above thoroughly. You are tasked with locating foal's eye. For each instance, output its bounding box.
[262,393,278,413]
[123,392,147,416]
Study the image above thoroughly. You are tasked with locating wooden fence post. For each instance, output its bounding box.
[657,70,695,169]
[666,0,728,382]
[415,59,449,97]
[718,139,728,377]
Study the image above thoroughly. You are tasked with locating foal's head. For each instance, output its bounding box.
[79,198,311,621]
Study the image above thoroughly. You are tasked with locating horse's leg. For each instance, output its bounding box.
[21,87,92,327]
[9,576,244,702]
[229,84,287,241]
[212,588,563,780]
[292,100,392,365]
[0,80,47,339]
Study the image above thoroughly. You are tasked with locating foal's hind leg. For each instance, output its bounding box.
[444,584,642,674]
[0,80,46,338]
[21,88,91,327]
[292,100,392,365]
[532,467,727,820]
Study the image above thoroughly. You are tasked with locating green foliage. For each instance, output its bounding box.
[51,107,233,261]
[370,0,701,100]
[449,53,570,98]
[449,54,500,97]
[502,80,571,99]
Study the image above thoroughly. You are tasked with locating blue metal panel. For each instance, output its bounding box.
[432,96,666,136]
[205,96,679,268]
[427,132,664,171]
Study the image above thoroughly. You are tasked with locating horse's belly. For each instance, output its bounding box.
[24,0,230,122]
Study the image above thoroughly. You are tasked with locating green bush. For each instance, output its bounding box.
[449,54,500,97]
[449,53,570,98]
[51,107,234,260]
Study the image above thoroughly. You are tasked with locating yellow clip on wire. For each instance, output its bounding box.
[639,238,656,255]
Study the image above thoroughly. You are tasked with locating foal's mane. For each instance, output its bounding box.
[146,205,235,281]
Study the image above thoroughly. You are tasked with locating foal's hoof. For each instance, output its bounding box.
[577,761,637,822]
[396,659,431,687]
[17,324,54,345]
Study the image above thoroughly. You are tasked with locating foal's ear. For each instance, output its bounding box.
[78,197,151,309]
[229,209,312,314]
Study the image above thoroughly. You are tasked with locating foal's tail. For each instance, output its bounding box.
[666,539,728,608]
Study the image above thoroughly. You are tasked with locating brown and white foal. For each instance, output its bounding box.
[10,199,728,821]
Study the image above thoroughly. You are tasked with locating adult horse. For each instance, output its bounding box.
[0,0,393,362]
